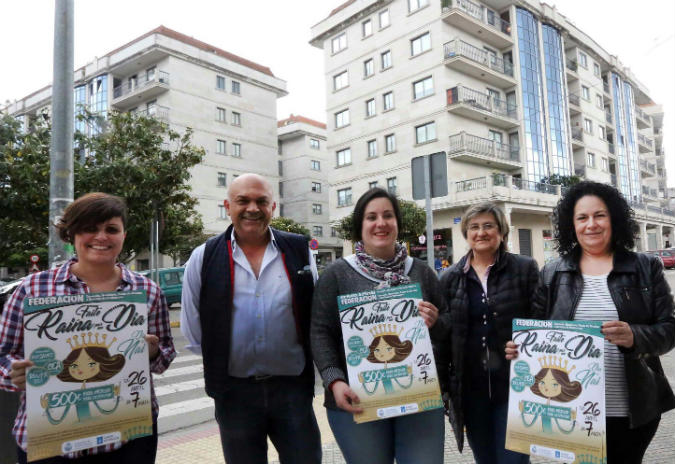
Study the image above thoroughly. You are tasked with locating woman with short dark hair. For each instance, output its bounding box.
[0,192,175,463]
[311,188,449,463]
[506,181,675,463]
[440,201,538,464]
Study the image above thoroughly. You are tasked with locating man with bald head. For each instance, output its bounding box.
[181,174,321,463]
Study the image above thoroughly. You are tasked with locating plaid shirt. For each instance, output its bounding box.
[0,259,176,457]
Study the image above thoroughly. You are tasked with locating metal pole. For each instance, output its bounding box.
[149,219,155,279]
[423,155,435,271]
[48,0,74,267]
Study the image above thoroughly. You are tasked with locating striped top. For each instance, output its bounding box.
[574,274,629,417]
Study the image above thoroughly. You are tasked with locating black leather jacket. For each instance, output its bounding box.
[532,250,675,428]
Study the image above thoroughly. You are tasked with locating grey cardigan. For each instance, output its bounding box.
[310,256,449,409]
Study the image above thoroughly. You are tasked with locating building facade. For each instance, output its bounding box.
[310,0,672,264]
[278,115,343,266]
[5,26,287,248]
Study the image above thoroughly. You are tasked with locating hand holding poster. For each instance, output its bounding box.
[505,319,606,463]
[23,291,153,461]
[337,283,443,423]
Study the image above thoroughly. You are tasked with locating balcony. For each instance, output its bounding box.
[637,133,654,153]
[604,109,614,127]
[443,40,516,88]
[447,132,522,170]
[611,174,617,187]
[446,86,519,129]
[444,174,562,209]
[134,105,170,123]
[441,0,513,49]
[635,107,652,129]
[565,59,578,82]
[607,142,615,155]
[571,127,584,149]
[603,80,611,97]
[640,159,656,177]
[574,163,586,177]
[568,93,581,115]
[111,71,170,110]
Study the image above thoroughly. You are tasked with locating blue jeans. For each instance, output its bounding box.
[213,376,321,464]
[463,395,529,464]
[327,407,444,464]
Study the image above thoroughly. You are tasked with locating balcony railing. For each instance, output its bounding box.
[566,59,578,72]
[605,110,613,124]
[447,85,517,119]
[574,164,586,177]
[134,105,170,122]
[113,71,170,99]
[640,159,656,174]
[456,176,487,192]
[444,39,513,76]
[611,174,617,186]
[603,81,610,93]
[608,142,615,154]
[442,0,511,35]
[513,177,558,194]
[572,127,583,142]
[569,93,580,106]
[448,132,519,162]
[635,107,651,125]
[638,133,654,148]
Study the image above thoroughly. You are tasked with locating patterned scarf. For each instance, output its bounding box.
[354,241,411,288]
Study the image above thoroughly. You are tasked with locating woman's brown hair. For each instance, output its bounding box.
[55,193,127,244]
[367,335,413,363]
[57,347,126,383]
[530,367,582,402]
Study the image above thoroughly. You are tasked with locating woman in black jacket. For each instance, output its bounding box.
[506,181,675,463]
[440,202,538,464]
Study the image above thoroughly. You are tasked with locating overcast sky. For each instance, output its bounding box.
[1,1,673,184]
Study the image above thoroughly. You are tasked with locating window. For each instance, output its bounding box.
[364,58,374,77]
[335,109,350,128]
[383,91,394,111]
[310,138,320,149]
[599,126,606,140]
[146,67,156,81]
[312,204,322,215]
[232,143,241,157]
[331,227,338,237]
[313,226,323,237]
[367,139,377,158]
[365,98,376,117]
[279,204,284,217]
[408,0,429,12]
[582,86,590,100]
[596,94,603,108]
[362,19,372,37]
[415,122,436,144]
[217,172,227,187]
[278,160,283,176]
[311,160,321,170]
[231,80,241,95]
[381,50,392,70]
[410,32,431,56]
[216,139,226,155]
[218,205,227,219]
[578,51,588,68]
[593,62,601,77]
[217,107,226,122]
[584,118,593,134]
[337,148,352,166]
[379,9,390,28]
[387,177,397,195]
[333,70,349,91]
[413,76,433,100]
[337,188,353,207]
[332,33,347,53]
[601,157,609,171]
[489,130,503,144]
[232,112,241,126]
[369,181,379,189]
[216,75,225,90]
[385,133,396,153]
[312,182,322,193]
[587,152,595,167]
[279,182,284,198]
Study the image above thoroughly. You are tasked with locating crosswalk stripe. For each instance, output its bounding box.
[156,378,205,397]
[171,354,202,364]
[155,364,203,380]
[158,397,214,419]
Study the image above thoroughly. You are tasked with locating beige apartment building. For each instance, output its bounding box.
[310,0,672,265]
[4,26,287,268]
[277,114,343,266]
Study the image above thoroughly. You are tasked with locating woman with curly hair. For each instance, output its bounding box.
[506,181,675,463]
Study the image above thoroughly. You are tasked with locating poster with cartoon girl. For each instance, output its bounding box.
[337,283,443,423]
[23,291,153,461]
[505,319,607,464]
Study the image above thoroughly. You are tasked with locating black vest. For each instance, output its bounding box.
[199,225,315,396]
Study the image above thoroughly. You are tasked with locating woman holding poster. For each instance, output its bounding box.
[439,202,539,464]
[0,193,175,463]
[311,187,449,464]
[507,181,675,463]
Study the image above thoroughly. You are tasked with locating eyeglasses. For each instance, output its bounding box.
[468,223,497,232]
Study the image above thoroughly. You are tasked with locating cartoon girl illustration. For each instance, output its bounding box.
[360,324,414,394]
[41,332,124,424]
[520,355,581,434]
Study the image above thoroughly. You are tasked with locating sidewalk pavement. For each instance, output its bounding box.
[156,350,675,464]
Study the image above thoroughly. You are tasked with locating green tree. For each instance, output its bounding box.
[270,216,310,238]
[335,199,426,244]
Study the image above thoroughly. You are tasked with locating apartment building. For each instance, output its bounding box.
[278,114,343,266]
[4,26,287,244]
[310,0,672,264]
